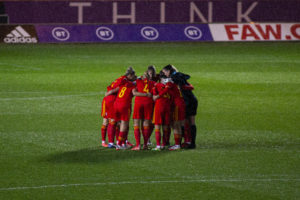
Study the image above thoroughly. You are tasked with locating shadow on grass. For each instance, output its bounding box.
[44,141,296,164]
[44,146,171,164]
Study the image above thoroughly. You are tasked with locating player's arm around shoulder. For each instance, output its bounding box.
[105,87,119,96]
[152,83,160,101]
[132,88,152,97]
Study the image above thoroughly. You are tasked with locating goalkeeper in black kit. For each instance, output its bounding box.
[162,64,198,149]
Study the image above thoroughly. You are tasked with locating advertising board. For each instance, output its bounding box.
[1,23,299,43]
[0,25,38,43]
[209,23,300,41]
[35,24,213,43]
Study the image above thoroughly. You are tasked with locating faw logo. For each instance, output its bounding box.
[4,26,38,43]
[210,23,300,41]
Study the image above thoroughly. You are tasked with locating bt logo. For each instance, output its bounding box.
[96,27,114,40]
[52,27,70,41]
[141,26,159,40]
[184,26,202,40]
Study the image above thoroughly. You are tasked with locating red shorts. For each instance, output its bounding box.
[133,100,154,120]
[152,103,171,125]
[172,103,185,121]
[114,101,132,122]
[101,95,116,119]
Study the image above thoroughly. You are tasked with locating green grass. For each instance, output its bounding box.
[0,42,299,200]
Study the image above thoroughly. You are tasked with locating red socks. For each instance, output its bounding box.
[148,124,154,144]
[115,125,120,143]
[143,126,151,145]
[174,134,182,146]
[155,129,161,146]
[101,124,107,142]
[162,127,169,146]
[165,126,171,145]
[134,126,141,146]
[118,131,126,145]
[107,121,116,144]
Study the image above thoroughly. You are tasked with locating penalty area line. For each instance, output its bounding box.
[0,178,299,191]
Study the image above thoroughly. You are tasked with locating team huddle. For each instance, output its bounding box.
[100,65,198,151]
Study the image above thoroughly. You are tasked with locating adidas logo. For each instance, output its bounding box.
[4,26,37,43]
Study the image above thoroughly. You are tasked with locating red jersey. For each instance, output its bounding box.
[181,82,194,91]
[165,82,186,121]
[105,75,127,102]
[166,82,185,106]
[133,78,155,120]
[102,76,127,119]
[113,79,135,121]
[152,82,171,125]
[115,80,135,104]
[134,78,155,103]
[153,83,171,105]
[110,75,126,90]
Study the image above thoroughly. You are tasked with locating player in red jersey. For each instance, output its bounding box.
[163,64,198,149]
[154,71,186,150]
[101,75,126,147]
[166,80,186,150]
[104,68,136,148]
[100,99,109,147]
[105,67,137,150]
[143,66,160,147]
[152,73,172,151]
[131,66,156,150]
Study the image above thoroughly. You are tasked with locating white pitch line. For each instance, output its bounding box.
[0,91,57,94]
[0,92,105,101]
[0,62,42,71]
[0,178,299,191]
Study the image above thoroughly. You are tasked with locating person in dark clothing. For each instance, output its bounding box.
[162,64,198,149]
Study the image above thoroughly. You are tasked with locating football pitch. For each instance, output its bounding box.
[0,42,299,199]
